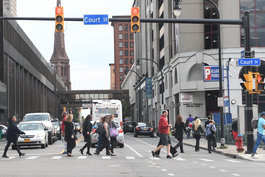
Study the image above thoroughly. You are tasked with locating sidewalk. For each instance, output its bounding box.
[181,137,265,162]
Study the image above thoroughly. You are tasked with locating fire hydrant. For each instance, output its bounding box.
[236,134,244,152]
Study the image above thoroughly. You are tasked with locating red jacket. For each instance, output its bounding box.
[159,115,169,134]
[61,116,67,134]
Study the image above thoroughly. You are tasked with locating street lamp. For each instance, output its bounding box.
[173,0,182,17]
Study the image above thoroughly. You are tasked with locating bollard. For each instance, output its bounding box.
[236,134,244,152]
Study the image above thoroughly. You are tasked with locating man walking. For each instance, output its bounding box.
[251,112,265,158]
[151,111,172,159]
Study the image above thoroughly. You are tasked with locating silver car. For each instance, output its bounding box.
[17,122,49,149]
[91,121,124,148]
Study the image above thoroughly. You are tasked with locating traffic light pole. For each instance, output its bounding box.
[243,11,254,154]
[0,0,3,82]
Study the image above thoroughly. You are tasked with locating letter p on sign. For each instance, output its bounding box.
[204,67,211,81]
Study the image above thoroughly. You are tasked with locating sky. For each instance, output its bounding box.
[16,0,134,90]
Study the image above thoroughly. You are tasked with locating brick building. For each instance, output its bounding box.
[111,16,135,90]
[109,63,115,90]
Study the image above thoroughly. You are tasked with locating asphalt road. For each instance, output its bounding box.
[0,134,264,177]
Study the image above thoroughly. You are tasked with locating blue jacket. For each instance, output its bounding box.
[205,124,216,136]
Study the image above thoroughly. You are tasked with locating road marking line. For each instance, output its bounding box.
[168,173,175,176]
[125,143,143,158]
[52,156,62,160]
[199,158,214,162]
[102,156,111,160]
[151,163,156,165]
[133,138,168,153]
[201,163,206,166]
[126,156,135,160]
[149,157,160,160]
[174,157,185,161]
[232,174,240,176]
[225,159,240,163]
[209,166,216,169]
[26,156,39,160]
[219,169,227,172]
[2,157,15,160]
[77,156,87,159]
[192,161,198,164]
[161,169,167,172]
[148,160,152,163]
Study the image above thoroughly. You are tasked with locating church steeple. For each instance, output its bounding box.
[50,0,71,90]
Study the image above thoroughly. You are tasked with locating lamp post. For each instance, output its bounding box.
[174,0,225,147]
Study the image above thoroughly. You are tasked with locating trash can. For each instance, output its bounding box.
[236,134,244,152]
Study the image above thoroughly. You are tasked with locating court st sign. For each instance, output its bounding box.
[237,58,261,66]
[84,14,109,25]
[203,66,223,82]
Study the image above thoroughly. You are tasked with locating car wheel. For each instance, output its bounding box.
[48,134,53,145]
[119,144,124,148]
[134,133,138,137]
[41,144,46,149]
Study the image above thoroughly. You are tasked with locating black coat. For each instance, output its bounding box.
[6,120,25,141]
[64,122,75,142]
[192,124,204,136]
[174,122,187,140]
[82,120,92,141]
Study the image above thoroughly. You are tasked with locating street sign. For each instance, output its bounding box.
[145,78,153,99]
[84,14,108,25]
[237,58,260,66]
[203,66,223,82]
[241,50,245,58]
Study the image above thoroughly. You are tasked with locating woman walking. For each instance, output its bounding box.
[108,114,118,156]
[205,120,216,153]
[64,114,76,157]
[101,115,111,155]
[80,115,92,155]
[2,116,26,158]
[174,115,187,153]
[192,119,204,152]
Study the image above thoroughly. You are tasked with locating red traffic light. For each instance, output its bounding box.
[56,7,63,15]
[131,7,140,16]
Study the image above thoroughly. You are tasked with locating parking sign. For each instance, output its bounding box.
[203,66,223,82]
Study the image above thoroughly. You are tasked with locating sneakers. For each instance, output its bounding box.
[19,153,25,158]
[166,155,172,159]
[151,151,160,158]
[2,155,9,159]
[172,152,178,158]
[251,153,258,159]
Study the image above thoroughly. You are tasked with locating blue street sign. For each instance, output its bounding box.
[84,15,109,25]
[237,58,261,66]
[241,50,245,58]
[203,66,224,82]
[145,78,153,99]
[224,100,230,107]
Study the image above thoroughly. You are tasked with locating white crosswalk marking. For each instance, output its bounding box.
[173,157,185,161]
[168,173,175,176]
[209,166,216,169]
[52,156,62,160]
[225,159,240,163]
[199,158,214,162]
[77,156,87,160]
[161,169,167,172]
[125,156,135,160]
[149,157,160,160]
[232,174,240,176]
[2,157,15,160]
[219,169,227,172]
[26,156,39,160]
[102,156,111,160]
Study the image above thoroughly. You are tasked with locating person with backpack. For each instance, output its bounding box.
[251,112,265,158]
[205,120,216,153]
[185,114,194,139]
[108,114,118,156]
[94,117,104,155]
[192,119,205,152]
[80,115,92,156]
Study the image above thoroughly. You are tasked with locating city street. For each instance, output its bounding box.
[1,134,264,177]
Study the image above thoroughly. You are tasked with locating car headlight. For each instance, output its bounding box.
[35,134,45,138]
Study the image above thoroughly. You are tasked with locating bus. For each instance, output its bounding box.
[91,100,123,126]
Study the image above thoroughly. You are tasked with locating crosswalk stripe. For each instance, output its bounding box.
[26,156,39,160]
[126,156,135,160]
[173,157,185,161]
[2,157,15,160]
[52,156,62,160]
[225,159,240,163]
[199,158,214,162]
[102,156,111,160]
[232,174,240,176]
[149,157,160,160]
[77,156,87,159]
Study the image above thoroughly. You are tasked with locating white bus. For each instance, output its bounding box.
[91,100,123,126]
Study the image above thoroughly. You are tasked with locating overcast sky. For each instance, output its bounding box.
[16,0,133,90]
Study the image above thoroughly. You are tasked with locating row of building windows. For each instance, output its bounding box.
[118,24,131,32]
[119,58,134,65]
[118,42,134,48]
[119,50,134,56]
[119,66,130,73]
[118,33,134,40]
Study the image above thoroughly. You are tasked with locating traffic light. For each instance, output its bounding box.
[255,73,265,93]
[55,6,64,32]
[240,72,253,92]
[131,7,140,32]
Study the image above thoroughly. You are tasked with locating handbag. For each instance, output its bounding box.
[109,122,118,137]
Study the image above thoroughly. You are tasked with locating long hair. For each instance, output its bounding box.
[66,114,73,122]
[194,118,201,131]
[102,115,109,123]
[176,115,183,125]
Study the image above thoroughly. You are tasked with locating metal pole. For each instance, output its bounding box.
[243,11,254,154]
[0,0,3,82]
[227,58,231,115]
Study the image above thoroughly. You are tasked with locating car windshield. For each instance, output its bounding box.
[52,122,59,127]
[18,123,43,131]
[24,115,49,122]
[138,123,147,127]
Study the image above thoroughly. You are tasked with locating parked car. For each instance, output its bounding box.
[22,113,56,145]
[0,124,7,138]
[134,122,154,137]
[52,118,61,140]
[124,121,137,134]
[91,121,124,148]
[74,122,81,134]
[16,122,49,149]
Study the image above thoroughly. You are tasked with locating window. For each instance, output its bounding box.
[125,42,128,48]
[119,42,123,48]
[119,51,123,56]
[119,34,123,40]
[64,66,67,76]
[120,75,124,81]
[124,34,128,40]
[130,50,134,56]
[119,67,123,73]
[130,33,134,39]
[159,35,164,51]
[119,59,123,64]
[125,50,129,56]
[125,67,129,73]
[118,25,123,31]
[124,24,128,31]
[125,58,129,64]
[174,68,178,84]
[61,66,63,76]
[130,59,134,64]
[130,42,134,48]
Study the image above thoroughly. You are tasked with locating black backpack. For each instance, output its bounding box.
[95,123,106,135]
[251,118,259,129]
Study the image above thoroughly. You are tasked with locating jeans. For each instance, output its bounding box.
[109,137,117,153]
[96,135,104,152]
[194,134,201,151]
[3,139,22,156]
[207,134,215,152]
[175,138,184,152]
[81,135,91,154]
[252,132,265,154]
